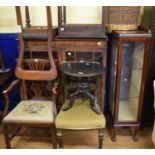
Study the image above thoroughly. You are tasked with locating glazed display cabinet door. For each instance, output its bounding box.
[118,42,144,122]
[108,29,151,142]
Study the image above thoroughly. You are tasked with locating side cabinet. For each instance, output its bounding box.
[108,30,151,141]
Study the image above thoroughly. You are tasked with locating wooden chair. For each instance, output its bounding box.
[2,6,58,149]
[55,50,106,148]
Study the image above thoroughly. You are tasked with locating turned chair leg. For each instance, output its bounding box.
[57,130,63,148]
[98,129,104,149]
[3,124,11,149]
[51,124,57,149]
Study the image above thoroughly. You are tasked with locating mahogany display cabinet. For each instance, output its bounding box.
[108,29,151,141]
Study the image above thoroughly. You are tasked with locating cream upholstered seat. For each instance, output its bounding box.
[55,99,106,148]
[3,100,56,124]
[56,100,105,129]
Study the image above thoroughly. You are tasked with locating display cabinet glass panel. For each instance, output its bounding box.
[108,30,151,141]
[118,42,144,122]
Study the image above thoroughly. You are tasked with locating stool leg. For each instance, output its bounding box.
[98,129,104,149]
[57,130,63,148]
[3,124,11,149]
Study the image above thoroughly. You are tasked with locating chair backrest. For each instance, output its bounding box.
[15,6,57,81]
[19,79,53,101]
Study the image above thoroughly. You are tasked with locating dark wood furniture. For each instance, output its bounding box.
[1,6,58,149]
[59,61,105,114]
[141,7,155,126]
[57,6,106,38]
[20,6,108,111]
[55,24,107,148]
[55,59,106,148]
[108,29,151,141]
[15,7,107,148]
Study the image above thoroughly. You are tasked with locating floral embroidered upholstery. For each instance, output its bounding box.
[3,100,56,124]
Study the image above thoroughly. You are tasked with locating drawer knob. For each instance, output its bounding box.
[60,27,64,31]
[67,52,72,56]
[97,42,101,45]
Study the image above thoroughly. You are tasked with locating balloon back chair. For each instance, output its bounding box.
[2,6,58,148]
[55,48,106,148]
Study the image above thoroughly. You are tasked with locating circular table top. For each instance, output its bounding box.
[59,61,105,77]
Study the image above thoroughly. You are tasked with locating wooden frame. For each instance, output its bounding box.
[15,6,57,81]
[58,6,105,27]
[14,6,108,148]
[57,6,106,38]
[2,6,58,149]
[55,39,107,149]
[2,79,57,148]
[108,28,151,142]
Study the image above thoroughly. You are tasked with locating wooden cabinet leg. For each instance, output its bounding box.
[3,124,11,149]
[111,127,117,142]
[57,130,63,148]
[129,127,139,141]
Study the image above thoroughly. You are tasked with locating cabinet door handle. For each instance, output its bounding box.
[60,27,64,31]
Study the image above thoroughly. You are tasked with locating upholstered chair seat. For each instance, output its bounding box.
[3,100,56,124]
[56,99,105,130]
[55,99,106,148]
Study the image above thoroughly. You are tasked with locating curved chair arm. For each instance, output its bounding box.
[2,79,20,116]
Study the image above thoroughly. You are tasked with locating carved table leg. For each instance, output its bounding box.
[86,91,101,114]
[63,77,101,114]
[62,89,80,111]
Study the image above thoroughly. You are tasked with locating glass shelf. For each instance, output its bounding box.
[118,42,144,122]
[118,98,139,121]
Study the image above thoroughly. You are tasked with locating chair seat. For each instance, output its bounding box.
[3,100,56,124]
[55,99,106,130]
